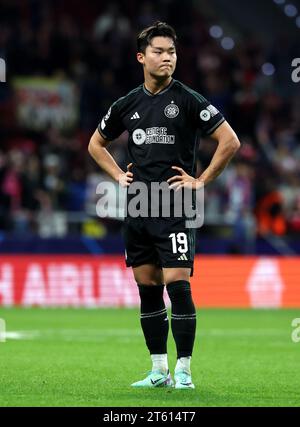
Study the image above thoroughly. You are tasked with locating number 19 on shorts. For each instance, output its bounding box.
[169,233,188,254]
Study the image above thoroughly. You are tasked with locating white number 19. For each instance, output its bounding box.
[169,232,188,254]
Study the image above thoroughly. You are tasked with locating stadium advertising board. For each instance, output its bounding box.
[0,256,299,308]
[13,77,78,130]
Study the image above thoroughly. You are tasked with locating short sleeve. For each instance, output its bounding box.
[97,101,126,141]
[187,91,225,136]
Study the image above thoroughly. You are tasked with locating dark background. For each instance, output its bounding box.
[0,0,299,255]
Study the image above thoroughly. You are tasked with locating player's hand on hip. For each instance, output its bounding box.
[167,166,204,191]
[118,163,133,188]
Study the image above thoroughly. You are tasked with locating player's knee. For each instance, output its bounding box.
[164,270,190,285]
[133,265,163,285]
[133,272,160,286]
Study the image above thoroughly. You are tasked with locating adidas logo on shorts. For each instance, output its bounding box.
[178,254,188,261]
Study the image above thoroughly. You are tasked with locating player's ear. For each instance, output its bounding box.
[136,52,145,65]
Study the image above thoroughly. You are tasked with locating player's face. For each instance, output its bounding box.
[138,36,177,79]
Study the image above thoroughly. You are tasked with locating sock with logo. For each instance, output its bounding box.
[167,280,196,359]
[138,284,169,359]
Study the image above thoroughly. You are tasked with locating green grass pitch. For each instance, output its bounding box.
[0,307,299,407]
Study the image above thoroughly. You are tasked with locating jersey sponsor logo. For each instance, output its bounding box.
[164,102,179,118]
[132,127,175,145]
[132,128,146,145]
[146,127,175,144]
[200,109,211,121]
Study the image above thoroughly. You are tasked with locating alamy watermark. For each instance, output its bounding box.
[95,181,205,228]
[291,58,300,83]
[291,318,300,343]
[0,318,6,343]
[0,58,6,82]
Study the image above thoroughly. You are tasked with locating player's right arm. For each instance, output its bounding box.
[88,130,133,187]
[88,101,133,187]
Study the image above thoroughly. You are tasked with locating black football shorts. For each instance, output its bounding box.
[122,216,196,274]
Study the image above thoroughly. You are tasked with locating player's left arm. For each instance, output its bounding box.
[168,121,240,190]
[196,120,240,185]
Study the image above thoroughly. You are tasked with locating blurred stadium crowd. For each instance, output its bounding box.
[0,0,299,250]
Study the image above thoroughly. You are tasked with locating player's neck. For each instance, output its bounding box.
[143,76,173,95]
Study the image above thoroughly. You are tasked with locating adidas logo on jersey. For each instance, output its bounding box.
[178,254,188,261]
[130,112,140,120]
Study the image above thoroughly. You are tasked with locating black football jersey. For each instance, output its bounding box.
[97,79,225,184]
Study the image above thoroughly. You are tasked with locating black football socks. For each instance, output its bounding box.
[167,280,196,358]
[138,284,169,355]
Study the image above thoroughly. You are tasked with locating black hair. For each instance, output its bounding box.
[137,21,177,53]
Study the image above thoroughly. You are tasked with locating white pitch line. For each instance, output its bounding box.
[2,329,142,341]
[2,331,41,340]
[1,328,288,342]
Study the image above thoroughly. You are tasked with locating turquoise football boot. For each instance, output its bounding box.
[131,370,174,388]
[174,370,195,389]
